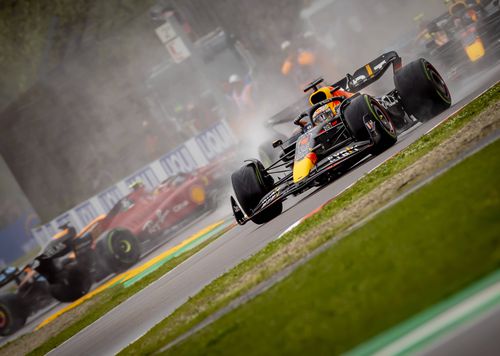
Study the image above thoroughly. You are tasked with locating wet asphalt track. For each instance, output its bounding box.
[40,64,499,355]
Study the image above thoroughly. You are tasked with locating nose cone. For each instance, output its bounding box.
[293,152,317,183]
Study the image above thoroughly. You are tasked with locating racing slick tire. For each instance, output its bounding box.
[0,294,28,336]
[98,229,141,273]
[394,58,451,121]
[231,161,282,225]
[342,94,397,154]
[49,266,92,302]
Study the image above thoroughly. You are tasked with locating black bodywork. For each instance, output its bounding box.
[0,266,51,309]
[0,224,102,336]
[34,225,93,283]
[0,266,52,336]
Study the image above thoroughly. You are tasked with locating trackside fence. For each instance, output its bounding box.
[31,120,237,245]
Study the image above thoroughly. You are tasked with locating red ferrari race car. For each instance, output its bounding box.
[97,171,214,262]
[413,0,500,81]
[82,162,229,276]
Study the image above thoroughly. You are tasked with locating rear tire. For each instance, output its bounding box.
[394,58,451,121]
[49,266,92,302]
[0,294,27,336]
[98,229,141,273]
[231,161,282,225]
[342,94,397,154]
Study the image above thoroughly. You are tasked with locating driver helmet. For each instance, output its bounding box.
[129,180,145,191]
[280,40,291,51]
[228,74,241,84]
[312,105,335,125]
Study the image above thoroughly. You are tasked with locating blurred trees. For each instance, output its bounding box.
[0,0,158,110]
[0,0,306,111]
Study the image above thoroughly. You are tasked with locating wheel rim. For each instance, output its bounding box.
[0,309,7,328]
[119,240,132,253]
[426,62,451,103]
[373,100,396,136]
[109,233,136,262]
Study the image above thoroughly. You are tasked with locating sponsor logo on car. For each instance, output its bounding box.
[142,208,171,234]
[172,200,189,213]
[327,146,359,163]
[40,241,66,259]
[261,187,281,208]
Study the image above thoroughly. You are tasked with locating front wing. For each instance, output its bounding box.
[231,138,374,225]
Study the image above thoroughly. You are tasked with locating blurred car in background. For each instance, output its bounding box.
[414,0,500,81]
[0,162,232,336]
[0,266,52,336]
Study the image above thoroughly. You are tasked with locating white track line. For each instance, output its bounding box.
[374,282,500,356]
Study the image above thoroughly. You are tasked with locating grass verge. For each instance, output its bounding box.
[0,227,230,356]
[163,125,500,356]
[121,83,500,355]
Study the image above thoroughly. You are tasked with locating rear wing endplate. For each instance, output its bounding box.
[332,51,402,93]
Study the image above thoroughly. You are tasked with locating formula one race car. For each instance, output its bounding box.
[230,51,451,225]
[415,0,500,80]
[0,166,226,336]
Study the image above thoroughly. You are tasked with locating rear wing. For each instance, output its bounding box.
[331,51,402,93]
[266,51,403,127]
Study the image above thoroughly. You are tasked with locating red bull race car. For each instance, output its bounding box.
[414,0,500,81]
[230,51,451,225]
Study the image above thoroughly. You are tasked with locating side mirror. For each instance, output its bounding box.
[272,139,283,148]
[293,113,308,126]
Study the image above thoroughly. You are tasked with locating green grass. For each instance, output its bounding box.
[120,83,500,355]
[163,135,500,356]
[0,229,228,356]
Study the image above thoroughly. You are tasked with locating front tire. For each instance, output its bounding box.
[98,229,141,273]
[231,161,282,225]
[394,58,451,121]
[0,294,27,336]
[342,94,397,154]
